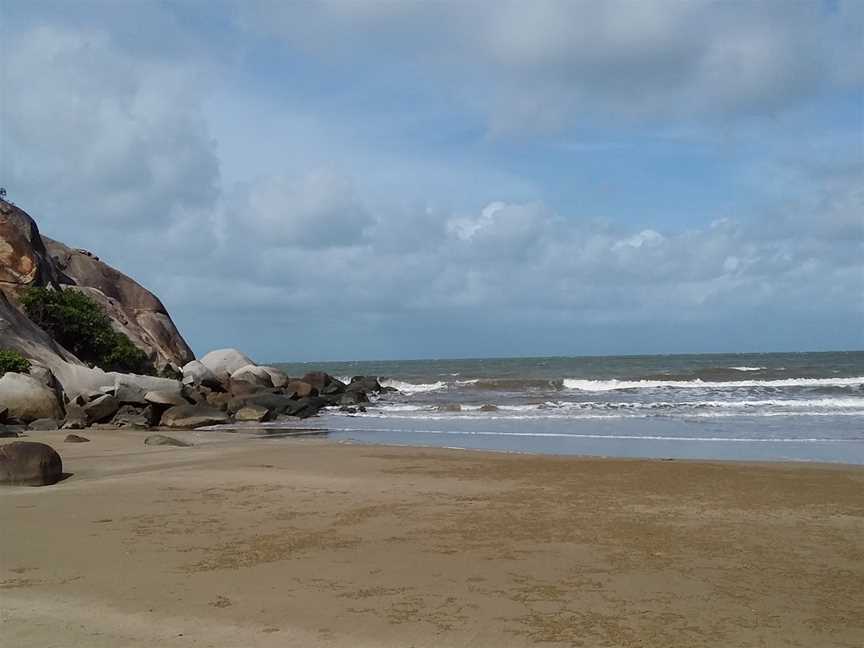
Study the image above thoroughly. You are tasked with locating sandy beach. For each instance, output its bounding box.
[2,430,863,648]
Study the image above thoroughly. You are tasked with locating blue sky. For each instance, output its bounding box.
[1,0,862,361]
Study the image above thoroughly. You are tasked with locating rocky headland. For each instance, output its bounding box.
[0,198,389,484]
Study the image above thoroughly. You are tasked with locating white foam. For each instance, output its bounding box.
[728,366,766,371]
[317,425,849,443]
[562,376,864,391]
[380,379,447,394]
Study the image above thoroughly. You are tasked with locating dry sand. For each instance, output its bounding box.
[2,428,863,647]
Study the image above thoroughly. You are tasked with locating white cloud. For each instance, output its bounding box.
[241,0,863,133]
[240,170,371,247]
[1,25,219,232]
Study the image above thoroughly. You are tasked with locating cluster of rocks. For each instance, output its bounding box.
[0,347,393,438]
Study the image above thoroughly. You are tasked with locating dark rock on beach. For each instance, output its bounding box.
[347,376,384,393]
[285,380,317,398]
[302,372,345,395]
[64,434,90,443]
[0,441,63,486]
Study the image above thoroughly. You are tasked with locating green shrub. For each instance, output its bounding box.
[0,349,31,376]
[20,287,153,374]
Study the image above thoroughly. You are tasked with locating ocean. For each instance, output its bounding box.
[266,351,864,464]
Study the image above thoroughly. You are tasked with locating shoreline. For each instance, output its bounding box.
[3,428,864,647]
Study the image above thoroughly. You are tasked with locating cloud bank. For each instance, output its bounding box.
[1,1,861,359]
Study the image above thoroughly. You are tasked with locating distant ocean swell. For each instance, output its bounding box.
[272,352,864,462]
[368,375,864,393]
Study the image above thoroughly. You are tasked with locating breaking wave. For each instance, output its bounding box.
[561,376,864,392]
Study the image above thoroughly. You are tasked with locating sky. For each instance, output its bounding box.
[0,0,862,362]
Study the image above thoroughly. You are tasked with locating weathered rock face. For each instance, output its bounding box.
[0,198,193,372]
[0,441,63,486]
[0,373,64,422]
[0,291,83,375]
[0,201,63,297]
[43,237,194,371]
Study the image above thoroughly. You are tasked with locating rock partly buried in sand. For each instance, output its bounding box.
[0,441,63,486]
[144,434,191,447]
[160,404,230,429]
[200,348,255,376]
[0,372,64,423]
[64,434,90,443]
[28,417,60,430]
[234,404,272,423]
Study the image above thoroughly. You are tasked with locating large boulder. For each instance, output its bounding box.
[232,393,297,416]
[259,366,289,389]
[114,374,182,398]
[200,349,255,376]
[230,364,275,388]
[160,404,230,429]
[234,404,272,423]
[83,394,120,424]
[182,360,223,390]
[347,376,383,393]
[144,390,187,407]
[0,441,63,486]
[285,380,317,398]
[284,396,329,419]
[301,372,345,395]
[0,372,64,422]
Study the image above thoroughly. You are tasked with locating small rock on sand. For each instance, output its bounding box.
[64,434,90,443]
[144,434,191,447]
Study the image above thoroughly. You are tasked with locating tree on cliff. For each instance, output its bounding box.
[20,287,154,375]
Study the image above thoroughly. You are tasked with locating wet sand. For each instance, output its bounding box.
[2,428,863,647]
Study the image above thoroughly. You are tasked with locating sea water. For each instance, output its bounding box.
[266,351,864,464]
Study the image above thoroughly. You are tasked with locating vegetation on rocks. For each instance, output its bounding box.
[0,349,31,376]
[20,287,154,375]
